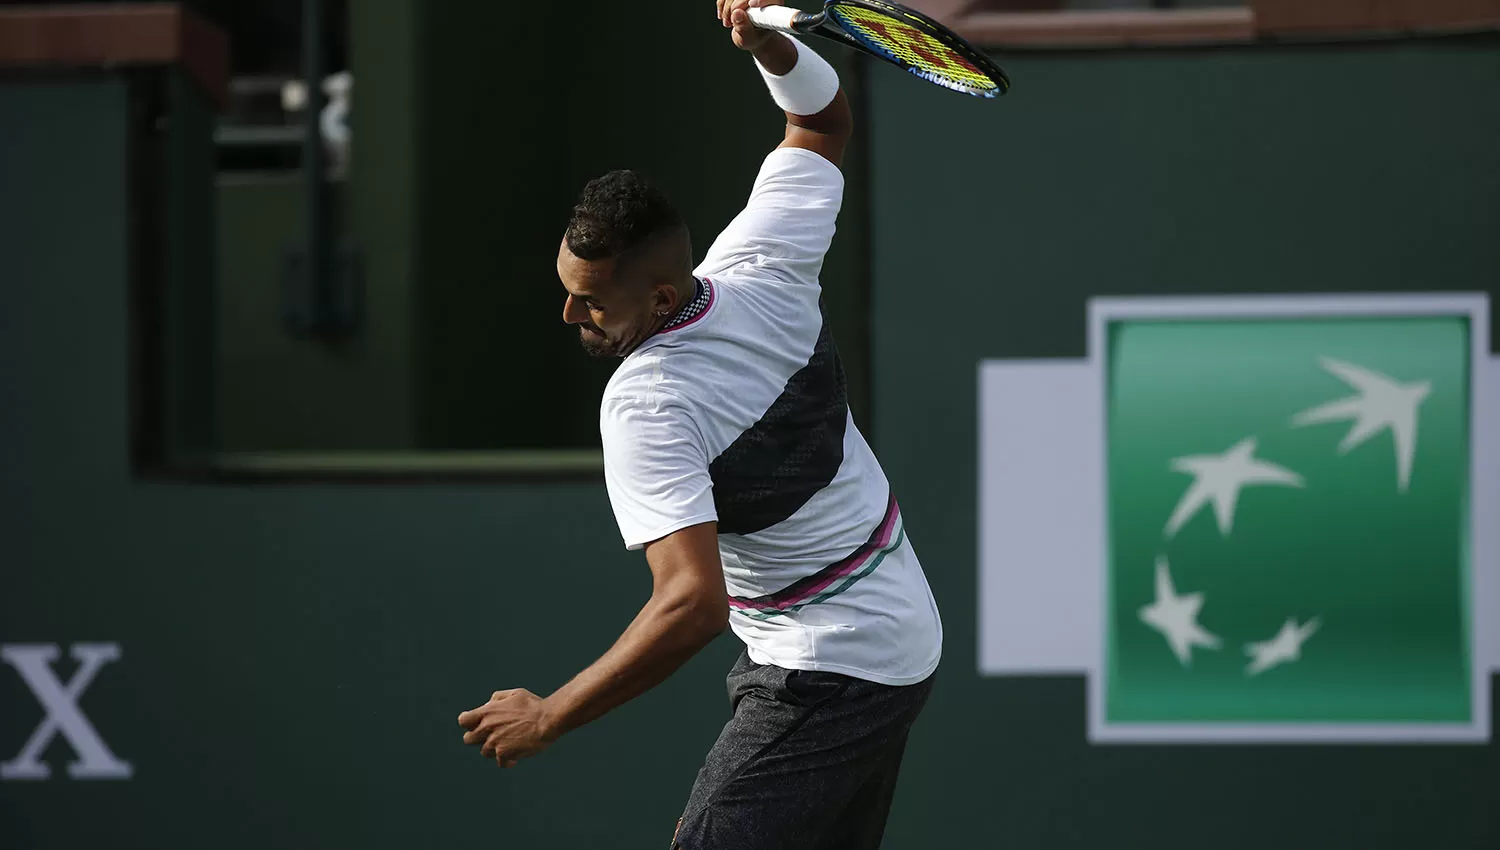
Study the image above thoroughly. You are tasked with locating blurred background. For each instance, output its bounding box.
[1,0,1496,847]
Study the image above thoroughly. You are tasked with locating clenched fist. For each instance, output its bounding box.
[458,688,557,768]
[717,0,782,52]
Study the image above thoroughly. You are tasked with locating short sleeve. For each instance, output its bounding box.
[693,147,845,287]
[600,392,719,550]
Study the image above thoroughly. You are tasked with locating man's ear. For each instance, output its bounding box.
[652,283,680,316]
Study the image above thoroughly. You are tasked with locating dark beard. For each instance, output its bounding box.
[579,321,659,359]
[579,326,616,358]
[580,333,611,358]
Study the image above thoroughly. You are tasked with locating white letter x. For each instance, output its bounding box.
[2,643,133,780]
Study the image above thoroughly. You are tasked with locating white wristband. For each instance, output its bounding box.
[754,35,840,117]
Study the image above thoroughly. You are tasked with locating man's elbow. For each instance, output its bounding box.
[691,591,731,641]
[785,91,853,166]
[795,89,853,138]
[825,89,855,138]
[667,588,729,644]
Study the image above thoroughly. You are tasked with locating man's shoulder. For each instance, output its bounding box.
[601,354,661,409]
[600,353,702,419]
[598,362,710,468]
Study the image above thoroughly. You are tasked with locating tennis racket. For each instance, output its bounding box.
[747,0,1009,98]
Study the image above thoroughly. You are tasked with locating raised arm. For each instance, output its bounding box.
[721,0,853,167]
[691,1,851,282]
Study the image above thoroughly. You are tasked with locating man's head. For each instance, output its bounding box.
[558,170,694,359]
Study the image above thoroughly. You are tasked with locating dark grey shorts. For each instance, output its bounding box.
[671,649,936,850]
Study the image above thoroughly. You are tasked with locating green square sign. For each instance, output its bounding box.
[1091,296,1484,743]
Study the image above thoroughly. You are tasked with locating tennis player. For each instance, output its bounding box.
[458,1,942,845]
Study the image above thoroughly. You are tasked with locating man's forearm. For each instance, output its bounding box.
[750,30,852,138]
[539,595,724,741]
[750,32,799,76]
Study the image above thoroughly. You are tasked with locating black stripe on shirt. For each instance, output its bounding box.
[709,308,848,535]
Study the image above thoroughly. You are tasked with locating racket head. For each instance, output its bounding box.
[819,0,1009,98]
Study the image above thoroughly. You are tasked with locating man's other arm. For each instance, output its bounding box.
[457,521,726,768]
[537,522,728,740]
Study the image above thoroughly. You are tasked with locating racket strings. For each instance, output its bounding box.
[830,5,1001,96]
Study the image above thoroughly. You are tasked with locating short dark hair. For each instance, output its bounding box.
[564,170,685,263]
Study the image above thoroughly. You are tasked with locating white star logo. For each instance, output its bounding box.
[1164,437,1304,539]
[1244,617,1321,677]
[1138,556,1221,666]
[1291,357,1431,493]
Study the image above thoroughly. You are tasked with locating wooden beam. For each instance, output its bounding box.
[1254,0,1500,35]
[0,3,229,107]
[953,8,1257,49]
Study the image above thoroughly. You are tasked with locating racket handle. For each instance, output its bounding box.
[746,6,804,33]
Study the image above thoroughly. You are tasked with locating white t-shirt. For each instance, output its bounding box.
[599,147,942,686]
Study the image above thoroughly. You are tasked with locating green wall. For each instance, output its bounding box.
[6,20,1499,850]
[1,74,742,848]
[866,31,1500,850]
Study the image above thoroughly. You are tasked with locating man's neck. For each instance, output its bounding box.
[660,277,707,332]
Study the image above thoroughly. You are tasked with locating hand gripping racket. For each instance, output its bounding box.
[747,0,1009,98]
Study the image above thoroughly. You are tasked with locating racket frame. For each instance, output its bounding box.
[747,0,1009,98]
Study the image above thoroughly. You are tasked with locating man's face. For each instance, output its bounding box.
[557,242,661,359]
